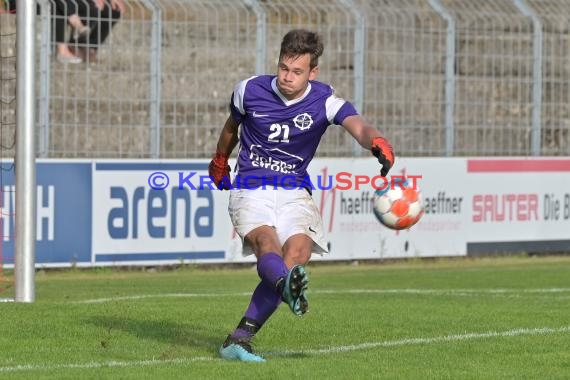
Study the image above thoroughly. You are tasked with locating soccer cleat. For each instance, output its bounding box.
[298,293,309,315]
[219,335,266,362]
[281,265,309,316]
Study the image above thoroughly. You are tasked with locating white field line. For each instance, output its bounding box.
[0,326,568,373]
[75,288,570,304]
[74,292,252,304]
[271,326,570,356]
[0,357,215,373]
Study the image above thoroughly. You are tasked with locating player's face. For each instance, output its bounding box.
[276,53,319,101]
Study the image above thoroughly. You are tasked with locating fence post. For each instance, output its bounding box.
[337,0,365,155]
[243,0,266,75]
[513,0,543,156]
[427,0,456,157]
[37,0,52,158]
[140,0,162,158]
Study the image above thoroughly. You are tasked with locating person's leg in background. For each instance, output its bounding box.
[67,0,103,63]
[52,0,82,64]
[71,1,122,63]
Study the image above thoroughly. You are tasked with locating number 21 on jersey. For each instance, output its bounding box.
[268,123,290,143]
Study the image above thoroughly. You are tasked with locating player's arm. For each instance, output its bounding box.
[341,114,395,176]
[216,115,240,156]
[209,115,240,190]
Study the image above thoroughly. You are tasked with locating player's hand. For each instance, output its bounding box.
[371,136,394,177]
[208,152,231,190]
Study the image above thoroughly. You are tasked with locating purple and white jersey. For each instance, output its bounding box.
[230,75,358,189]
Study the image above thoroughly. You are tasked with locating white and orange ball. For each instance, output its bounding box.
[373,180,424,230]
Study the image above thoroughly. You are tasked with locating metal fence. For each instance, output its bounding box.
[1,0,570,159]
[0,12,17,161]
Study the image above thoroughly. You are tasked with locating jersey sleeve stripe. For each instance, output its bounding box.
[232,76,257,115]
[325,94,347,124]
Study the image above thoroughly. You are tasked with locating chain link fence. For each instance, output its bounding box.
[526,0,570,155]
[1,11,17,160]
[2,0,570,158]
[0,9,17,282]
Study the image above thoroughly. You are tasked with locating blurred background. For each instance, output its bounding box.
[2,0,569,161]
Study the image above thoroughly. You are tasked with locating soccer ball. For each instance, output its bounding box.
[372,180,424,230]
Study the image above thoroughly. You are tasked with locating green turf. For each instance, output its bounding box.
[0,256,569,379]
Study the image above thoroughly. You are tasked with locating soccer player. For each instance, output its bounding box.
[209,29,394,362]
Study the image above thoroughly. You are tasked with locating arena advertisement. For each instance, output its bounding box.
[91,161,229,265]
[2,158,570,267]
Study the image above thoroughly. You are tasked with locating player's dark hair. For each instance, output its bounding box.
[279,29,324,69]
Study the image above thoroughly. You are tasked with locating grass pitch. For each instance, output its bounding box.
[0,256,569,379]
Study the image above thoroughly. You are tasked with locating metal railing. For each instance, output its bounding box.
[1,0,570,159]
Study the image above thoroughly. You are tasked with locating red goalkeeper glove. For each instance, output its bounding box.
[208,151,231,190]
[371,136,394,177]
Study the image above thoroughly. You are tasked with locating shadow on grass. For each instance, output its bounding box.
[86,315,313,361]
[86,315,222,356]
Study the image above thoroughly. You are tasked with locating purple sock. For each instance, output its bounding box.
[245,281,282,323]
[230,281,282,340]
[229,253,287,340]
[257,252,288,288]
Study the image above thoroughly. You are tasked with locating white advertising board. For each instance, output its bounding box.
[91,162,233,265]
[24,157,566,267]
[303,157,468,260]
[300,157,570,260]
[89,158,570,264]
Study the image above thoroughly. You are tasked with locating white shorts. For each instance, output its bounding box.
[228,188,329,257]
